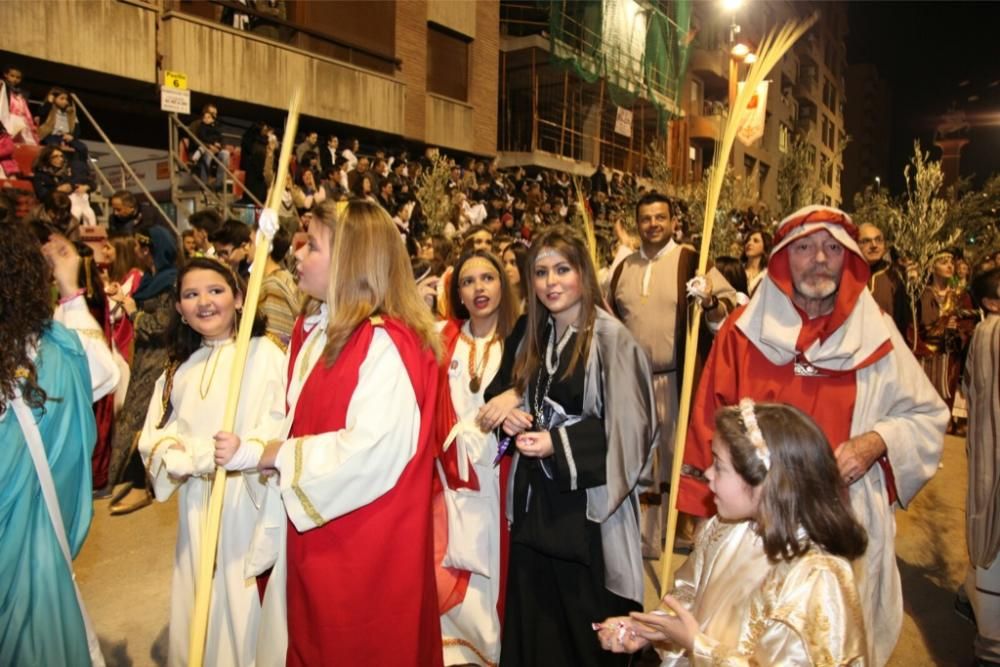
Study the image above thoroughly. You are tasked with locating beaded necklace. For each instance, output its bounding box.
[532,322,574,429]
[458,324,500,394]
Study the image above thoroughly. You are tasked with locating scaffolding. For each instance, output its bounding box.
[499,0,692,176]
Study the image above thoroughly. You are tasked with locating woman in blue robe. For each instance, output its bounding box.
[0,221,97,666]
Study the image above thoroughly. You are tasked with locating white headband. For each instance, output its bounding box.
[739,398,770,471]
[534,247,563,264]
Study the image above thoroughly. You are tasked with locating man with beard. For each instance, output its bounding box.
[858,221,909,333]
[679,205,948,666]
[607,192,736,559]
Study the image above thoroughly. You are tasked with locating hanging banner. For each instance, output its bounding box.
[736,80,769,146]
[614,106,634,137]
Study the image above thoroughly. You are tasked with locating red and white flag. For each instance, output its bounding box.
[736,81,769,146]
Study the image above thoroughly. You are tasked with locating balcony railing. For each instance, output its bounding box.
[168,0,401,75]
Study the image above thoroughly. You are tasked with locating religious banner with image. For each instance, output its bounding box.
[736,81,769,146]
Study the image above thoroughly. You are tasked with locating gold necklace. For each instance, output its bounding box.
[199,342,231,399]
[458,327,499,394]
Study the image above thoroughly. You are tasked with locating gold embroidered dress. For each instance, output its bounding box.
[659,517,868,666]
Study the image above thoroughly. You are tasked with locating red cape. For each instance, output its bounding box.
[284,316,443,667]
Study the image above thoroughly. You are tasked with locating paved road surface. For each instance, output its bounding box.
[76,435,976,666]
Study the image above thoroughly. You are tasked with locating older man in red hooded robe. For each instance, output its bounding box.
[679,205,948,665]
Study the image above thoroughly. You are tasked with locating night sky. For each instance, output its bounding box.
[845,1,1000,192]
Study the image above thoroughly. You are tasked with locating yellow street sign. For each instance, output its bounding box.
[164,70,188,90]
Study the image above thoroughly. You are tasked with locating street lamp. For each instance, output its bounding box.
[729,44,752,108]
[731,43,751,59]
[875,176,881,194]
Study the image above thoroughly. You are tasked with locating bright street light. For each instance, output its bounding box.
[731,43,751,58]
[721,0,744,12]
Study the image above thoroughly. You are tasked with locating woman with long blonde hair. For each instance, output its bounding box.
[499,225,657,666]
[247,199,445,667]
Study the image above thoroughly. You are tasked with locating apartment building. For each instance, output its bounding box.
[680,0,849,214]
[842,63,891,207]
[496,0,688,177]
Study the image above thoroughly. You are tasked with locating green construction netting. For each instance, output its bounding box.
[546,0,692,122]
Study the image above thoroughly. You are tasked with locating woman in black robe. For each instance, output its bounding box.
[497,226,657,666]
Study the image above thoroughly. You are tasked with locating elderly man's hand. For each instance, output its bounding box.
[836,431,887,485]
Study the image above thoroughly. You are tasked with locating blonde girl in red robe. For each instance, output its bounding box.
[234,200,444,666]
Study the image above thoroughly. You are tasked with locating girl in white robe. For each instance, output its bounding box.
[598,401,869,666]
[435,249,522,666]
[138,257,286,667]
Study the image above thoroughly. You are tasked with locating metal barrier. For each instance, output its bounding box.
[71,93,178,234]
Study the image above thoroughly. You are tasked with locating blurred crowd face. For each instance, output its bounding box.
[418,238,435,262]
[192,226,209,250]
[469,229,492,253]
[502,248,521,288]
[111,196,136,219]
[955,258,970,280]
[3,68,22,88]
[857,224,886,264]
[932,255,954,281]
[744,232,766,260]
[636,201,674,251]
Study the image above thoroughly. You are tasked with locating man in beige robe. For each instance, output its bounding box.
[607,192,734,559]
[963,267,1000,666]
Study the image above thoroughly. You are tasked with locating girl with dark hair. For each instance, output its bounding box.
[291,167,327,213]
[433,249,520,666]
[31,145,77,200]
[501,241,529,312]
[741,228,772,295]
[137,257,286,667]
[598,401,868,665]
[499,225,657,666]
[712,256,749,306]
[31,145,96,230]
[105,234,144,364]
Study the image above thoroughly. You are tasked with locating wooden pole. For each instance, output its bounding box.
[658,15,817,590]
[559,69,570,156]
[531,48,538,153]
[187,88,303,667]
